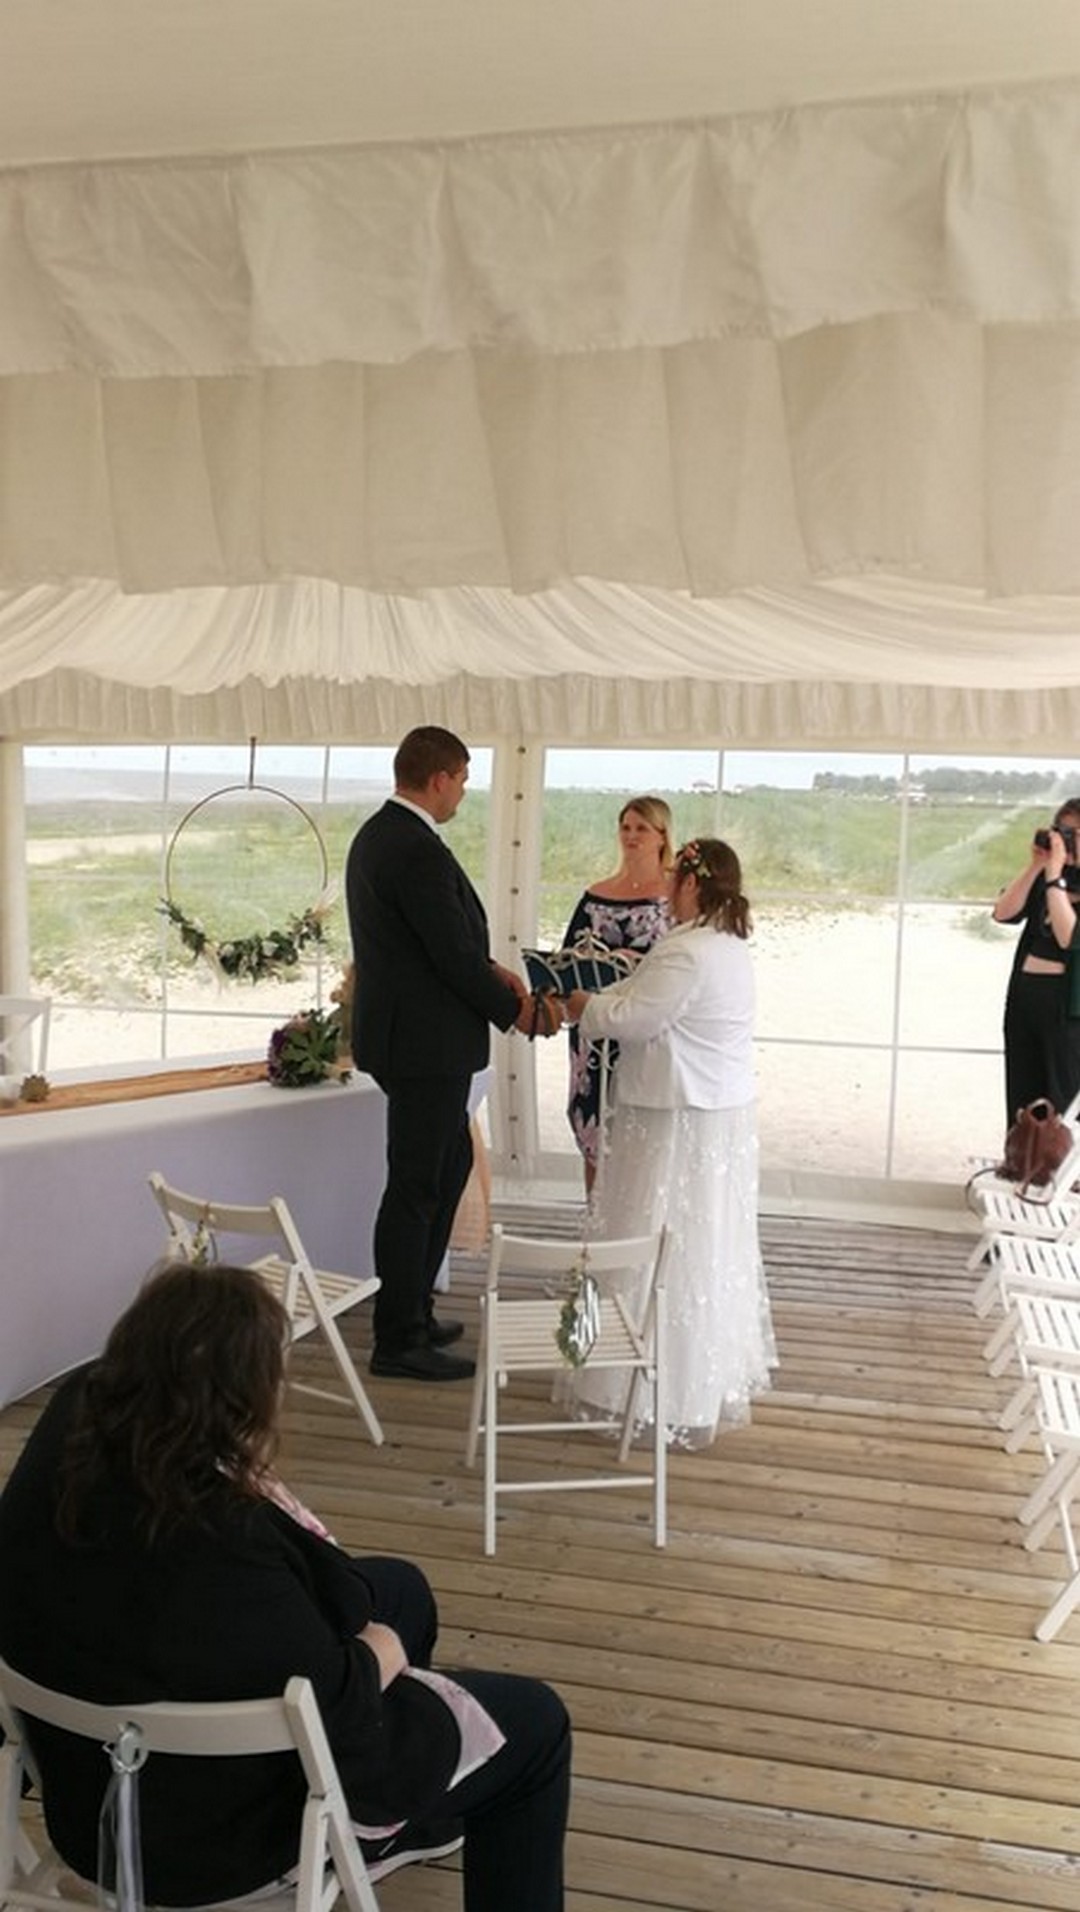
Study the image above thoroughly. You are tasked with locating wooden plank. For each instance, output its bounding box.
[6,1210,1080,1912]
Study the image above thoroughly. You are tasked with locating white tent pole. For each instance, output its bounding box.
[0,739,29,998]
[485,737,545,1180]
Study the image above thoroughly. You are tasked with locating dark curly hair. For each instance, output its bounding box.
[675,838,752,938]
[55,1261,289,1546]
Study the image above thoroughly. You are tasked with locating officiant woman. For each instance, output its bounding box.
[561,795,674,1192]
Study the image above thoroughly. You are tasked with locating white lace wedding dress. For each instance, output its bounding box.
[570,1099,776,1448]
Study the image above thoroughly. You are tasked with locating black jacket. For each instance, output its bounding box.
[0,1374,460,1904]
[346,799,519,1078]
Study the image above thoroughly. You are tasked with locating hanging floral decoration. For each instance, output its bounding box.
[159,894,333,983]
[554,1247,602,1367]
[160,757,335,985]
[267,1004,350,1089]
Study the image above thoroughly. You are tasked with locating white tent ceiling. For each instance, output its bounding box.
[2,1,1080,748]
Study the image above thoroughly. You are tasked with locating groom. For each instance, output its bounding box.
[347,727,556,1381]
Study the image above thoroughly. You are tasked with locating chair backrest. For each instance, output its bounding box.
[0,996,50,1075]
[487,1225,666,1333]
[0,1657,379,1912]
[148,1171,306,1265]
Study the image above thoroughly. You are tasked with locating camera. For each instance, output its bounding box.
[1035,825,1077,852]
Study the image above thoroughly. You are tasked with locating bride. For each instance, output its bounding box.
[563,837,776,1448]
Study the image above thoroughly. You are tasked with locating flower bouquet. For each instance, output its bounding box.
[266,1006,349,1089]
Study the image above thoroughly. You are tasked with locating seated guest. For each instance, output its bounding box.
[0,1261,570,1911]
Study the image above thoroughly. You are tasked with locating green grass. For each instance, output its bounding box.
[27,787,1051,1000]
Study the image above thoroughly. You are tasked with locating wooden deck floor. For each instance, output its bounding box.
[4,1211,1080,1911]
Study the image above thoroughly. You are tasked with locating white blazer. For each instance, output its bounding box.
[577,920,756,1111]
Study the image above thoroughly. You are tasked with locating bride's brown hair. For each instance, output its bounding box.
[675,839,752,938]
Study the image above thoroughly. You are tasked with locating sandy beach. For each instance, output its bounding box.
[43,900,1017,1189]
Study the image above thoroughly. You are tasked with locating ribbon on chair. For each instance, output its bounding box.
[98,1724,147,1912]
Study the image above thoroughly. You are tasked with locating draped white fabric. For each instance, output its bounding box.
[3,87,1080,374]
[4,575,1080,747]
[1,82,1080,744]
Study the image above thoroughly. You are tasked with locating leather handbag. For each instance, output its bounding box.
[999,1097,1074,1193]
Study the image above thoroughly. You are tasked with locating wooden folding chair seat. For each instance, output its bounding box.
[0,996,50,1077]
[1014,1369,1080,1643]
[149,1172,383,1446]
[464,1224,667,1555]
[0,1658,381,1912]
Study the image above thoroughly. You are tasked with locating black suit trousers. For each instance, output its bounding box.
[372,1071,474,1352]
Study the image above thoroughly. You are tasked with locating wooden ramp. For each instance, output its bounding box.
[3,1211,1079,1911]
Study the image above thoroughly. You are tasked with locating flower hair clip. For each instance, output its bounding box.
[677,840,711,881]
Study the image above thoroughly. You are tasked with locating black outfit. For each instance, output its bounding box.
[345,799,519,1356]
[1002,870,1080,1122]
[0,1372,569,1911]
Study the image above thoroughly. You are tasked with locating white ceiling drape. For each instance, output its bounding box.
[2,80,1080,745]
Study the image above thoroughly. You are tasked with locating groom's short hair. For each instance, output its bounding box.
[394,726,470,792]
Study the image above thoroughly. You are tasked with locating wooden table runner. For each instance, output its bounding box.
[0,1060,268,1117]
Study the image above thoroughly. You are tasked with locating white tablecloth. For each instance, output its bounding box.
[0,1075,380,1407]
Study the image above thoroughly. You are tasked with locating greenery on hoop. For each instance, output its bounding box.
[159,895,332,984]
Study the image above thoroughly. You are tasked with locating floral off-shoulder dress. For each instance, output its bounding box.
[562,891,670,1165]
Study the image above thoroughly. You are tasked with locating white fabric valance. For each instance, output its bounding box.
[3,575,1080,749]
[1,82,1079,378]
[2,319,1080,596]
[2,79,1080,751]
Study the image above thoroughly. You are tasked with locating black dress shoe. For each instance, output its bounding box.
[427,1315,464,1348]
[370,1343,476,1382]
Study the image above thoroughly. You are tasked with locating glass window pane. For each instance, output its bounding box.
[756,1044,892,1179]
[904,754,1080,903]
[890,1049,1003,1181]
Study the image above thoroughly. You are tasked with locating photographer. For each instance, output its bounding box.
[993,800,1080,1124]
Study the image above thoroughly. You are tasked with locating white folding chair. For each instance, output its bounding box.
[148,1172,383,1446]
[0,1658,381,1912]
[995,1289,1080,1452]
[1013,1369,1080,1642]
[980,1233,1080,1377]
[0,997,50,1076]
[967,1094,1080,1303]
[464,1224,667,1555]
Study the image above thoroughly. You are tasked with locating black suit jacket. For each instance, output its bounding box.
[346,799,519,1078]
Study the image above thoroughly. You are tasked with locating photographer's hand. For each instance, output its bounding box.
[1045,829,1068,883]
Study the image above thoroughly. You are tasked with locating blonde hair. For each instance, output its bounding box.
[619,796,675,870]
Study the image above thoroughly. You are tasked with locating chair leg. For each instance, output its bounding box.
[483,1349,499,1556]
[968,1235,993,1278]
[972,1252,1001,1313]
[464,1301,486,1468]
[616,1369,641,1464]
[1035,1567,1080,1643]
[984,1313,1017,1374]
[299,1275,383,1447]
[1019,1447,1080,1532]
[653,1307,667,1548]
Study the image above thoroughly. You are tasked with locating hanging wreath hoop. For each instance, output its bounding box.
[160,765,334,985]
